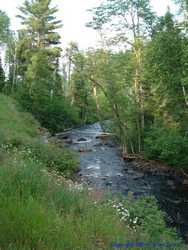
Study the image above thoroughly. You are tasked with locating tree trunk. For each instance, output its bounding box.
[182,84,188,107]
[133,42,144,153]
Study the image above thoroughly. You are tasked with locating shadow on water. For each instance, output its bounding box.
[56,122,188,242]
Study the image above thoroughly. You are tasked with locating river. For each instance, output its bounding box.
[56,122,188,242]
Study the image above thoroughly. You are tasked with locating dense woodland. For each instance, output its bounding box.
[0,0,187,168]
[0,0,188,248]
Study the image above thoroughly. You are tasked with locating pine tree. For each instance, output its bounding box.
[144,11,186,124]
[17,0,62,49]
[0,10,10,44]
[17,0,62,93]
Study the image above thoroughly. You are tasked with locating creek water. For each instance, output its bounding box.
[56,122,188,242]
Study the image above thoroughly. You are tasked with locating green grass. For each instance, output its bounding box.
[0,94,186,249]
[0,94,39,146]
[0,94,78,176]
[0,151,184,250]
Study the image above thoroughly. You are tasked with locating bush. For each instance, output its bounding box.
[41,96,81,134]
[0,93,78,176]
[22,141,78,176]
[15,88,81,134]
[122,195,180,241]
[144,124,188,168]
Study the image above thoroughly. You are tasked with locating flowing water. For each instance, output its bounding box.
[56,122,188,242]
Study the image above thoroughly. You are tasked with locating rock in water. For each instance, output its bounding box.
[105,181,113,186]
[77,138,88,142]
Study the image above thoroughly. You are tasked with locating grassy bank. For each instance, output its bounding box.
[0,94,185,249]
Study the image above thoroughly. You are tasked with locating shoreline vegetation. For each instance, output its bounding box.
[123,154,188,185]
[0,94,186,249]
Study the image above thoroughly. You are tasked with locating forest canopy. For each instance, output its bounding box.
[0,0,187,167]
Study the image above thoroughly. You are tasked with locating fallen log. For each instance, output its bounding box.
[96,133,114,139]
[122,153,144,161]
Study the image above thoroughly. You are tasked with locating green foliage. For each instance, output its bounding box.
[7,0,73,134]
[87,0,156,36]
[0,93,77,174]
[11,2,82,134]
[0,10,10,44]
[0,56,5,92]
[15,0,62,82]
[85,2,188,170]
[0,148,184,249]
[121,195,181,242]
[0,94,39,146]
[38,96,80,133]
[141,11,188,168]
[23,141,78,176]
[0,5,188,249]
[71,51,98,123]
[0,93,184,249]
[87,1,157,153]
[144,124,188,168]
[144,11,186,120]
[2,0,188,171]
[17,0,62,49]
[15,86,80,134]
[174,0,188,12]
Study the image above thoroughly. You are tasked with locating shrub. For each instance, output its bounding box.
[15,88,81,134]
[144,124,188,168]
[23,141,78,176]
[0,93,78,176]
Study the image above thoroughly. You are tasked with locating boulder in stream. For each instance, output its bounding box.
[78,148,92,153]
[105,181,113,186]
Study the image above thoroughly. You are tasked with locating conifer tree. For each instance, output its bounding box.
[17,0,62,93]
[0,10,10,44]
[17,0,62,49]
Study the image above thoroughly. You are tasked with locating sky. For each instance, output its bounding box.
[0,0,177,49]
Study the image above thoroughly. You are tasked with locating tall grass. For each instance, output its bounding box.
[0,94,39,146]
[0,151,184,250]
